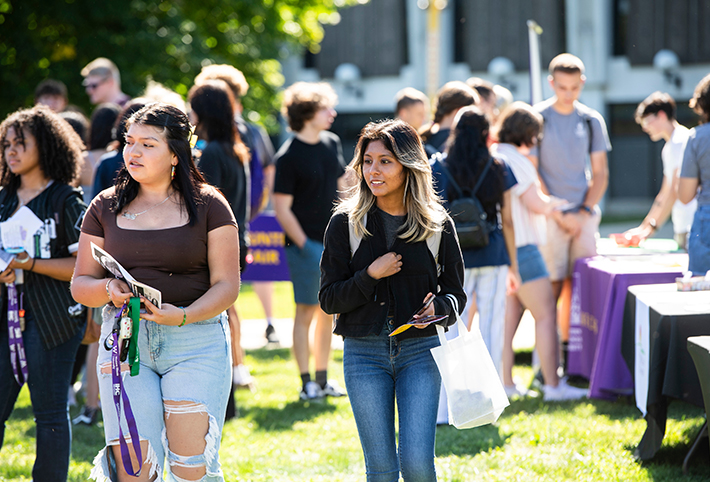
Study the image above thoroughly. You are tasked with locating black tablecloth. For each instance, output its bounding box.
[621,284,710,460]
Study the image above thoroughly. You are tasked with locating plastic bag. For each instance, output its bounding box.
[430,316,509,429]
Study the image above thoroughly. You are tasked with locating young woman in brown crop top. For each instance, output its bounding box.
[71,103,241,482]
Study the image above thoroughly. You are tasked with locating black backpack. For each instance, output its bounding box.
[439,157,495,249]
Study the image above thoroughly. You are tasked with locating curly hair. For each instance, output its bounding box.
[188,80,249,164]
[336,119,447,243]
[281,82,337,132]
[445,106,505,221]
[112,103,206,226]
[690,73,710,124]
[0,105,83,189]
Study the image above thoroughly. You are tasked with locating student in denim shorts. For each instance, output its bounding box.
[320,120,465,481]
[72,104,241,481]
[273,82,349,400]
[493,102,587,402]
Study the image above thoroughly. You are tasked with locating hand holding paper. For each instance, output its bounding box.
[389,293,447,337]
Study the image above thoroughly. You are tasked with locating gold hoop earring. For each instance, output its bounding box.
[171,165,176,180]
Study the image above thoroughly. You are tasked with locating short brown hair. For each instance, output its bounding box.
[548,53,585,76]
[395,87,428,114]
[432,81,479,123]
[690,73,710,124]
[194,64,249,100]
[635,91,676,124]
[281,82,337,132]
[495,101,543,147]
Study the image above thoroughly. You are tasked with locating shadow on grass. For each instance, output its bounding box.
[435,423,507,457]
[641,434,710,481]
[238,399,338,432]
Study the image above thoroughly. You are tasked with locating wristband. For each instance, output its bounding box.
[29,258,36,272]
[179,307,187,327]
[15,255,31,265]
[579,205,593,215]
[648,218,657,232]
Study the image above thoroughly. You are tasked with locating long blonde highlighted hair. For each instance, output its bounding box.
[336,119,446,243]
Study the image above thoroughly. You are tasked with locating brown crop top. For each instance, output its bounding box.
[81,185,237,306]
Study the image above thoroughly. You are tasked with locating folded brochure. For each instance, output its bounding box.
[91,242,162,308]
[388,314,448,337]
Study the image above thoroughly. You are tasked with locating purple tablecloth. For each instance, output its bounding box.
[568,255,687,400]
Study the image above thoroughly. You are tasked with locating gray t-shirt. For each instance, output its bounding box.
[532,99,612,205]
[680,123,710,207]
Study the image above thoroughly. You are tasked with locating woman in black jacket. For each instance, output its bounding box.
[320,119,465,481]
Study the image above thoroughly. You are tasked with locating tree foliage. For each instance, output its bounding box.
[0,0,356,133]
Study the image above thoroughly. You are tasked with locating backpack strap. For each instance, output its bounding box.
[438,155,494,200]
[471,157,495,196]
[348,211,442,274]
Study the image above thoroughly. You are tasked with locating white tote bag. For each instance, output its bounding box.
[430,316,509,429]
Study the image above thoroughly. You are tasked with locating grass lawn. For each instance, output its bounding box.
[1,282,708,481]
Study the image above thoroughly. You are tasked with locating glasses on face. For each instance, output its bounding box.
[83,77,109,91]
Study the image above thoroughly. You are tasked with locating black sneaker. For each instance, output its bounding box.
[72,405,99,426]
[265,324,280,344]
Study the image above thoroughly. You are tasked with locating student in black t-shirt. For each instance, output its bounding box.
[273,82,349,400]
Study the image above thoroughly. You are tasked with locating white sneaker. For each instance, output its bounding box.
[321,380,347,397]
[299,381,323,400]
[504,383,529,399]
[543,379,588,402]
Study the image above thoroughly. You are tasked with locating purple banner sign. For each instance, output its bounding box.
[242,213,291,282]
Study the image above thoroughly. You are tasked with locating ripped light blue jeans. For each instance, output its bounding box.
[92,306,232,482]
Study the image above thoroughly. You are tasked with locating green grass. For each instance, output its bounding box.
[1,301,709,480]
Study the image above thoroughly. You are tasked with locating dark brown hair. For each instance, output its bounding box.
[419,81,478,142]
[112,103,206,226]
[188,80,249,164]
[635,91,676,124]
[496,102,543,147]
[690,73,710,124]
[0,105,83,189]
[549,53,585,76]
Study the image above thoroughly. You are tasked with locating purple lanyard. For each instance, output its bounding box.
[111,311,143,476]
[7,282,27,386]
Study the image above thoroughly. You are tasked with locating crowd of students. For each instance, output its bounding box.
[0,51,708,481]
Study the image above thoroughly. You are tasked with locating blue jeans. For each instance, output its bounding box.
[0,306,83,482]
[688,205,710,276]
[344,322,442,482]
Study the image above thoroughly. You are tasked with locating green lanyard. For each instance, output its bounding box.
[127,297,140,376]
